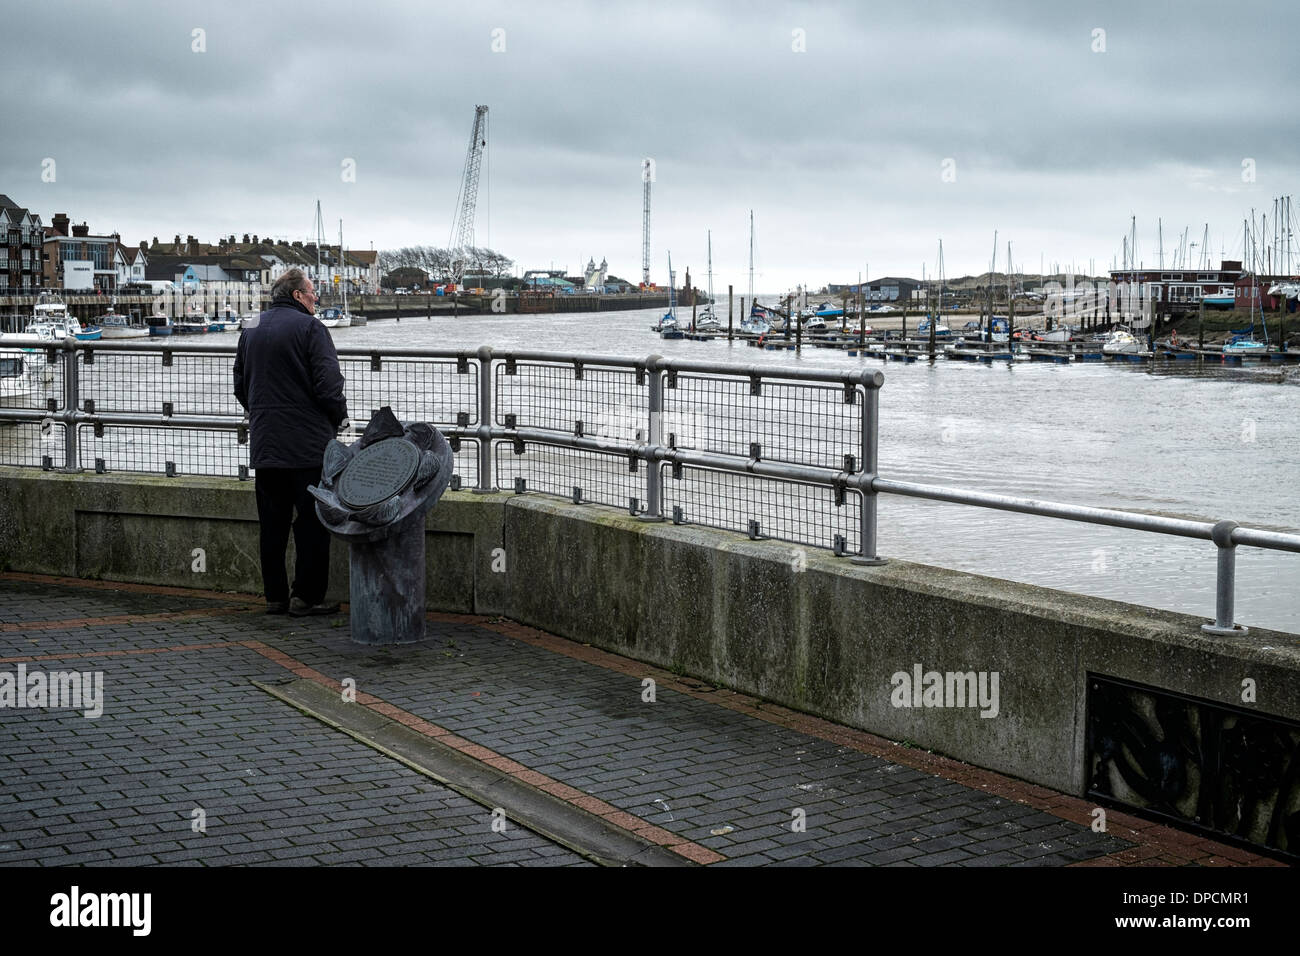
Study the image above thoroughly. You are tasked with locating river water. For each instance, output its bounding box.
[3,303,1296,633]
[334,305,1300,635]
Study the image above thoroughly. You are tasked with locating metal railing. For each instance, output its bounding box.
[0,336,1297,635]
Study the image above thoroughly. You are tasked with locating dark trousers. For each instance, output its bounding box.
[255,466,329,605]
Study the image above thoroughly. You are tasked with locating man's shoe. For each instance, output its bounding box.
[265,600,290,615]
[288,597,342,617]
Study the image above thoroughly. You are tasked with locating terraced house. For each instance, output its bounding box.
[0,194,45,292]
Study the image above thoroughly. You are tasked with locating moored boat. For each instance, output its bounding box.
[147,312,174,337]
[1222,335,1268,354]
[173,304,209,335]
[1102,329,1141,354]
[1202,288,1236,309]
[26,293,100,340]
[0,348,37,408]
[317,307,352,328]
[96,308,149,339]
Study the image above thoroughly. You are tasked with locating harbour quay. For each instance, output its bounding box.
[0,340,1297,868]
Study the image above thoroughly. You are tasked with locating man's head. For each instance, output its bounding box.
[270,268,317,315]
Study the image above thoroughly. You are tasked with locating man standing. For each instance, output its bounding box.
[234,268,348,615]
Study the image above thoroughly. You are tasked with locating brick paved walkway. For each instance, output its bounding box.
[0,574,1285,867]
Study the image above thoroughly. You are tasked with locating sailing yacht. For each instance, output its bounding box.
[695,231,721,330]
[653,252,682,335]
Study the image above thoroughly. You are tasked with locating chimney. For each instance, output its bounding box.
[174,235,181,245]
[52,213,70,236]
[252,235,259,244]
[139,241,148,251]
[71,222,90,237]
[242,234,250,244]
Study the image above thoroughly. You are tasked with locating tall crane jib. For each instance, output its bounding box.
[641,158,652,289]
[449,105,489,288]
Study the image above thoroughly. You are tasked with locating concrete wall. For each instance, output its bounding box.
[1,467,1296,795]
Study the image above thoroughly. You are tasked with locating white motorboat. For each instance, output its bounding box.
[96,308,149,339]
[211,303,242,332]
[173,302,209,335]
[1101,329,1142,354]
[915,319,952,338]
[26,294,100,341]
[317,307,352,328]
[0,349,37,408]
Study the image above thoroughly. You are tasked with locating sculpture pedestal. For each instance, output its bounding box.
[309,409,455,649]
[347,517,425,645]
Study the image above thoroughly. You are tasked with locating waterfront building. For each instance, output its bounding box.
[1105,261,1244,308]
[42,214,122,292]
[0,194,45,293]
[831,278,922,303]
[146,234,377,294]
[115,243,148,287]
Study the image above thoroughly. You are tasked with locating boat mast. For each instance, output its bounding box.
[748,210,754,304]
[707,230,713,310]
[987,230,997,340]
[339,219,348,316]
[314,199,325,294]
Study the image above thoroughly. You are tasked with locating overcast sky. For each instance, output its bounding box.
[5,0,1297,292]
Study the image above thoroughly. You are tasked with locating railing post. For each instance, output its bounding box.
[1201,520,1246,635]
[474,345,494,493]
[61,338,80,472]
[853,373,886,565]
[640,354,664,520]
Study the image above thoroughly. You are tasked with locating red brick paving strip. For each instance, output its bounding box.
[0,640,242,663]
[0,606,253,633]
[469,617,1287,868]
[238,639,726,865]
[0,571,266,603]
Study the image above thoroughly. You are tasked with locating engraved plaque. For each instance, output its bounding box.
[337,438,420,510]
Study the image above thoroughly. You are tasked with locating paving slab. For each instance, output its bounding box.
[0,574,1287,867]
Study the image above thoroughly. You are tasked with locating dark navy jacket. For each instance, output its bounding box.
[233,296,348,470]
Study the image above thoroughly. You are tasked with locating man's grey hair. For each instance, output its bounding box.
[271,268,310,300]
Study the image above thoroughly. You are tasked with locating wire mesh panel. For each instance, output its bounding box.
[79,347,242,417]
[0,421,65,468]
[450,437,479,489]
[0,347,64,411]
[495,361,647,438]
[495,441,641,511]
[664,374,861,471]
[79,424,248,478]
[339,356,478,430]
[661,463,862,554]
